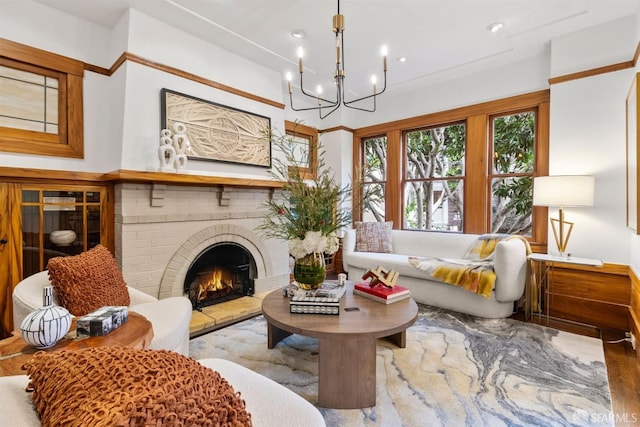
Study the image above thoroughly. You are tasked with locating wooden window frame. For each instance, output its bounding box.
[0,38,84,158]
[401,121,466,231]
[357,134,390,222]
[285,120,317,180]
[487,108,538,236]
[353,90,550,250]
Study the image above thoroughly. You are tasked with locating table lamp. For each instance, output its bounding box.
[533,175,595,257]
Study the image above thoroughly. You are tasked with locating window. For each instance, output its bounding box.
[0,60,62,137]
[285,120,317,180]
[362,136,387,222]
[490,111,535,235]
[354,90,549,248]
[404,123,465,231]
[0,38,84,158]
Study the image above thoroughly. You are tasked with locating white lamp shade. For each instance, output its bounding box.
[533,175,595,207]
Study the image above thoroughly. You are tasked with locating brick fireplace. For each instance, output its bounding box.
[113,182,289,303]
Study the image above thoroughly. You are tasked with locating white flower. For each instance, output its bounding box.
[324,234,339,255]
[302,230,324,254]
[289,230,340,258]
[288,238,307,259]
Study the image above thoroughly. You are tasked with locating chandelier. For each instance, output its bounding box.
[286,0,388,119]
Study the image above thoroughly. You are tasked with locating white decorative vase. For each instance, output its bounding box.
[20,286,71,349]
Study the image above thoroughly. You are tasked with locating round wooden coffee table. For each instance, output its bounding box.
[262,282,418,409]
[0,311,153,376]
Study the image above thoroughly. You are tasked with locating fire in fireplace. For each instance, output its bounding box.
[184,243,255,310]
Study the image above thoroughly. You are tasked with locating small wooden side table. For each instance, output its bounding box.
[0,312,153,376]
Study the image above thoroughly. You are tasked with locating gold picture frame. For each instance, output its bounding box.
[161,88,271,167]
[626,73,639,232]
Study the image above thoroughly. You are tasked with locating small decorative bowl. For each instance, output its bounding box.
[50,230,76,246]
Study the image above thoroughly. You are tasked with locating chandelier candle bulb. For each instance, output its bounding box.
[382,45,388,71]
[286,72,292,93]
[298,47,304,72]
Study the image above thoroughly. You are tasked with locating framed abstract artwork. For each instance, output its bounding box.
[161,88,271,167]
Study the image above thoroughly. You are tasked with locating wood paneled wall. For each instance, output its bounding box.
[629,269,640,358]
[548,263,631,331]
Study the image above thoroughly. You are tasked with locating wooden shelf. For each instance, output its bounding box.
[0,166,284,189]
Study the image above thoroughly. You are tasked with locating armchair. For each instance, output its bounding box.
[12,271,192,355]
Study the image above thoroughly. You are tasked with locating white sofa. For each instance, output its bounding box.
[0,357,326,427]
[342,229,528,318]
[12,270,193,355]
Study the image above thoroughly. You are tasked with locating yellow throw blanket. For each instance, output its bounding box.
[408,234,534,301]
[408,257,496,298]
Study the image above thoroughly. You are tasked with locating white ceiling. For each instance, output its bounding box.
[33,0,640,97]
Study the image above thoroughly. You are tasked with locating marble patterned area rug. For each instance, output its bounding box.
[189,305,613,427]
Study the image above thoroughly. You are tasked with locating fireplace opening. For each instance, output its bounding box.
[184,243,256,310]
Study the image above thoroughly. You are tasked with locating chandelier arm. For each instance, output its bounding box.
[343,71,387,108]
[319,101,341,119]
[298,71,338,105]
[317,82,341,117]
[289,92,340,112]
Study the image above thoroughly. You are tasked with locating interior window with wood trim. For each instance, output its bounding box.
[354,90,549,247]
[0,38,84,158]
[284,120,318,180]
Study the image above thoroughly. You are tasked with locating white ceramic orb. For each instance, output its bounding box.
[50,229,76,246]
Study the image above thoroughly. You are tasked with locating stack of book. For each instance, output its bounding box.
[353,282,411,304]
[289,295,340,315]
[288,281,346,315]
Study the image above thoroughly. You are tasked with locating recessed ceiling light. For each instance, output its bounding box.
[397,56,407,63]
[291,30,306,39]
[487,22,505,33]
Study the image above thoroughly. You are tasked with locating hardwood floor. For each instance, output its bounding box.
[518,315,640,426]
[602,328,640,426]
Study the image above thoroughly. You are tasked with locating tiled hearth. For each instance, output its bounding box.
[189,291,269,337]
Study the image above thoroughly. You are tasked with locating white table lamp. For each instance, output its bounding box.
[533,175,595,256]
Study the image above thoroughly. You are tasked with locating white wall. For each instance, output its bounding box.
[0,1,287,180]
[549,71,634,263]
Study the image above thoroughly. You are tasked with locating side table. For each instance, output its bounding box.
[0,312,153,376]
[528,253,603,323]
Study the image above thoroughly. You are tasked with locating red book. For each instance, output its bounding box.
[353,282,410,304]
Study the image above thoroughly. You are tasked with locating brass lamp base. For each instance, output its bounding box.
[549,207,574,256]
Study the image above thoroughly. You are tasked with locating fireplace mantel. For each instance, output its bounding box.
[0,167,283,189]
[102,169,283,189]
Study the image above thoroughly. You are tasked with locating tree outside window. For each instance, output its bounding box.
[362,136,387,222]
[490,111,535,235]
[353,90,549,246]
[404,123,465,231]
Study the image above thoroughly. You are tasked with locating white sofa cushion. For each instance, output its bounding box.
[198,358,326,427]
[130,296,192,355]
